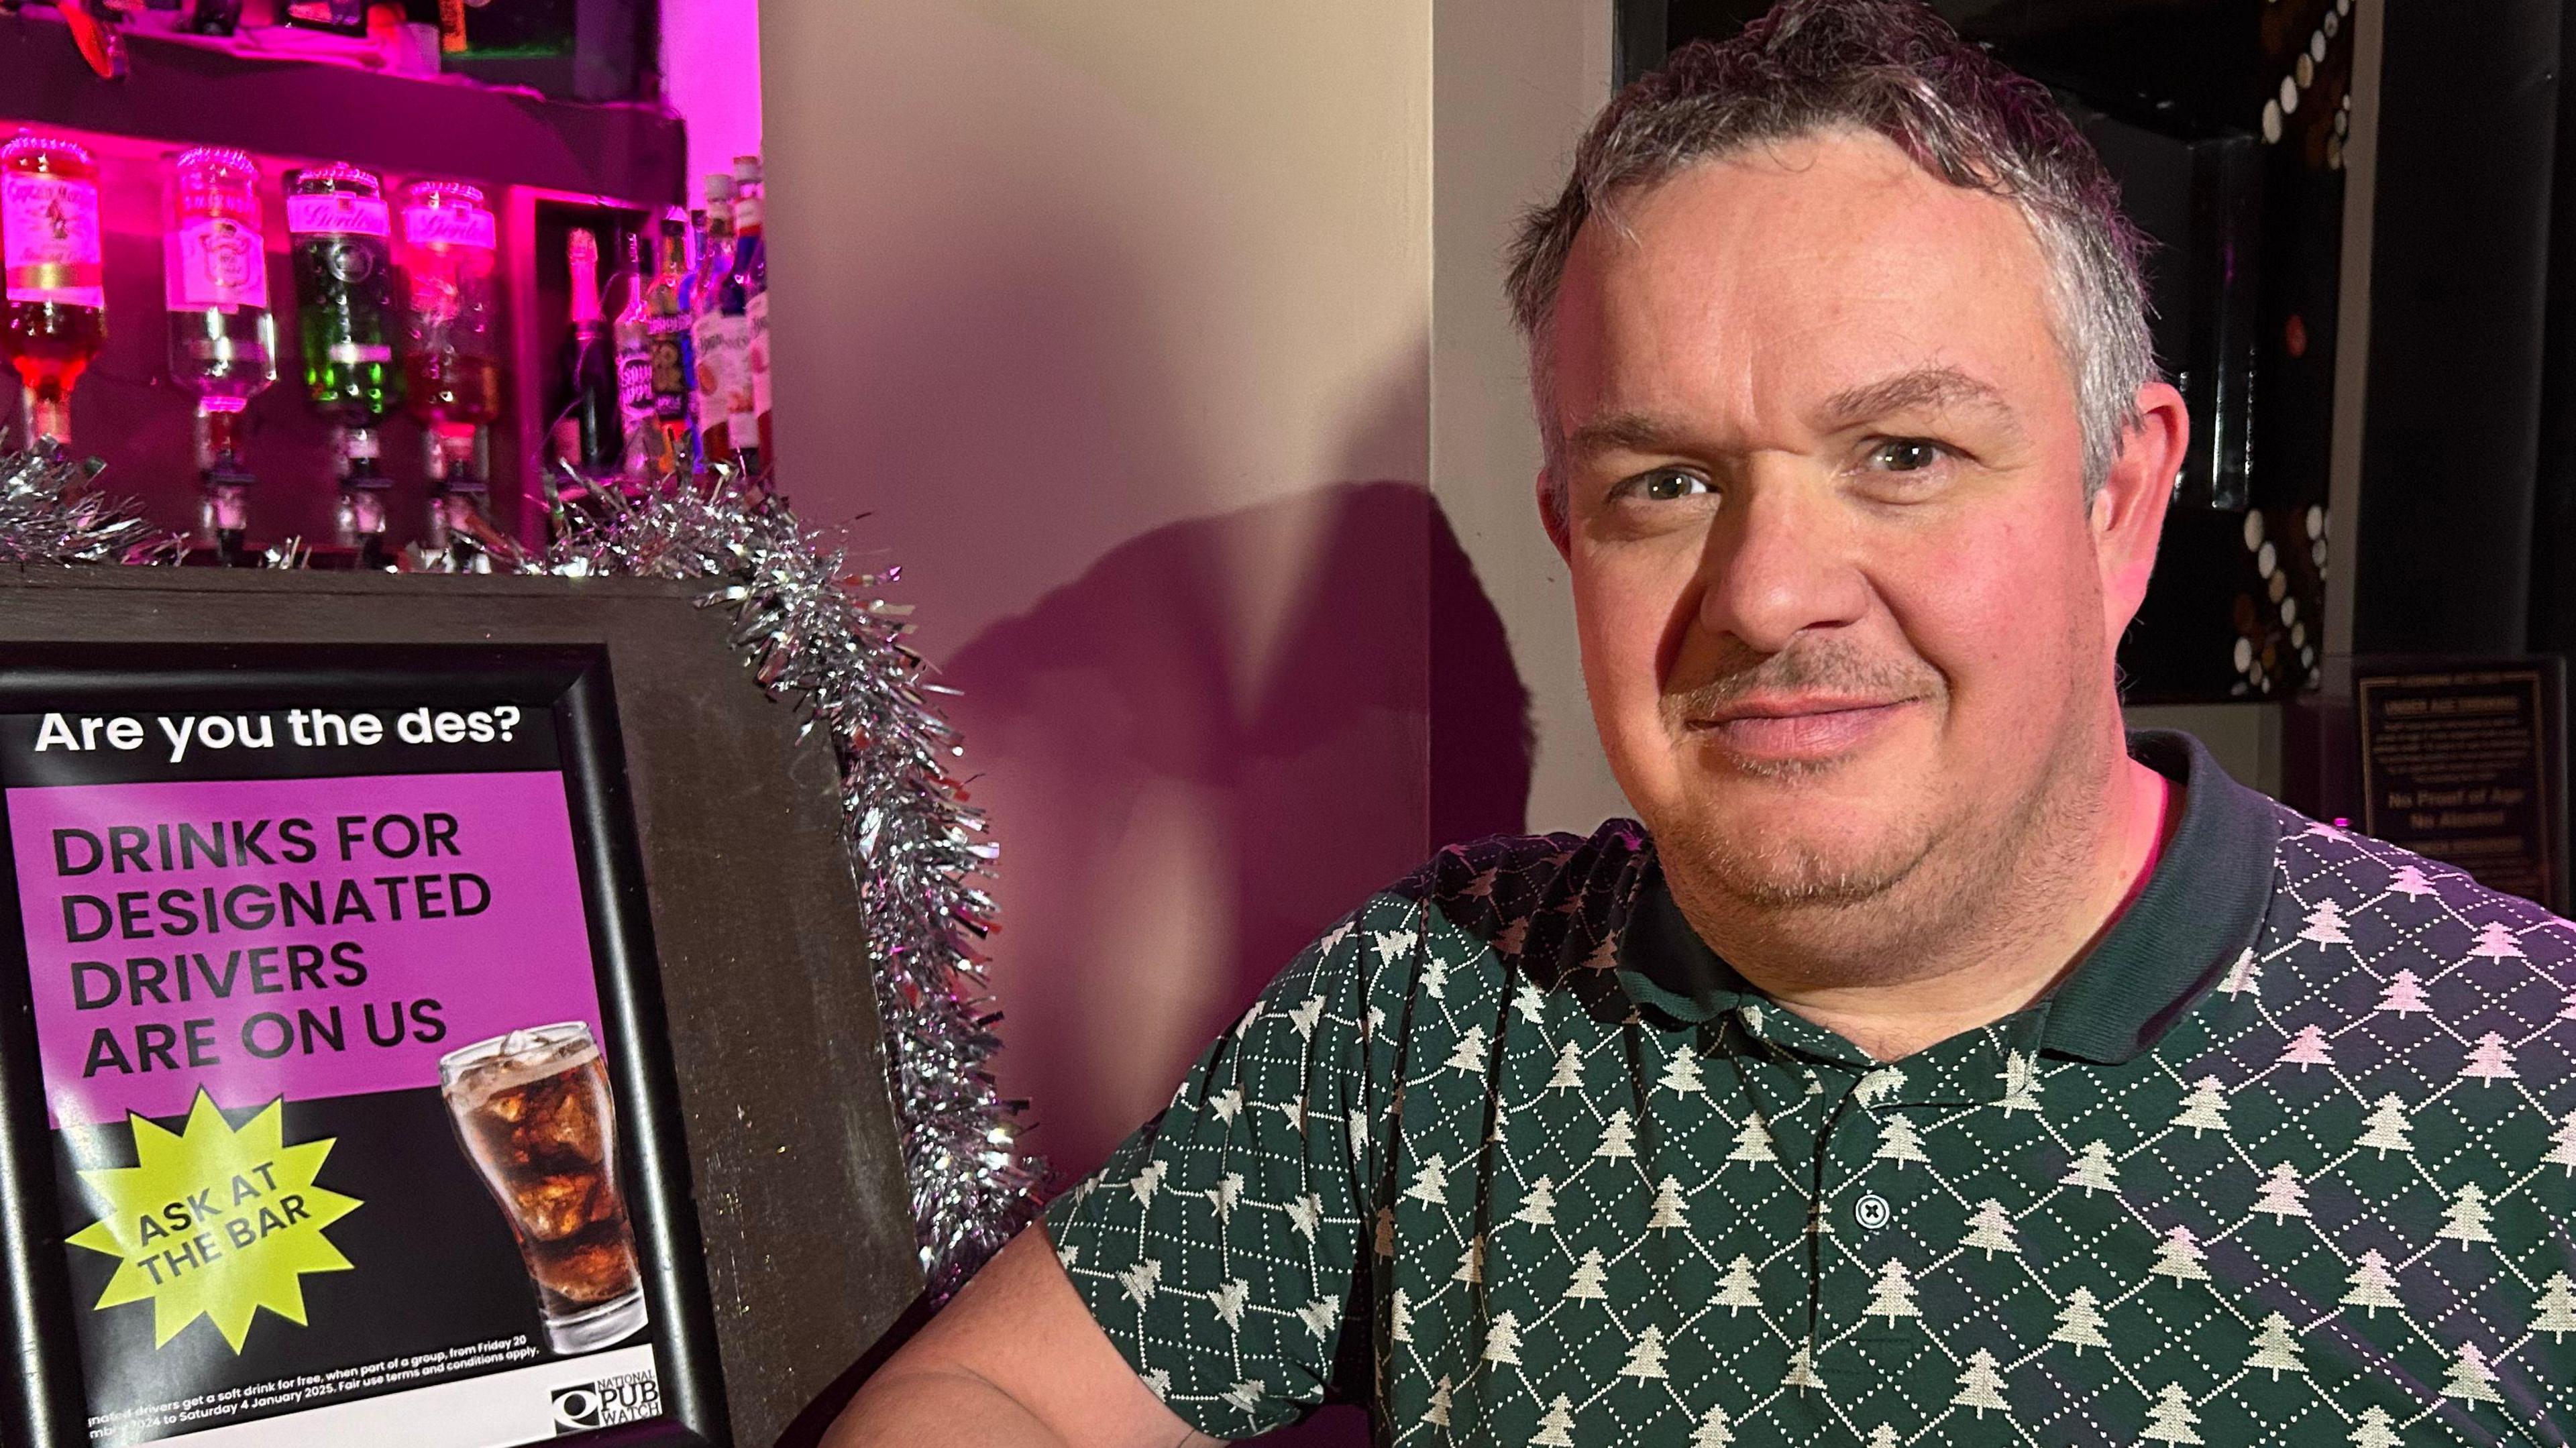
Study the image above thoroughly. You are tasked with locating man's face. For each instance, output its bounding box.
[1544,129,2158,916]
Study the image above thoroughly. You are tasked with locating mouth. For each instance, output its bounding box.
[1682,695,1918,764]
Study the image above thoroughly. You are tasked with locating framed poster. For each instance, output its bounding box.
[2355,657,2569,914]
[0,643,727,1448]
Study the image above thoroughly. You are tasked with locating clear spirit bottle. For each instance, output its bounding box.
[165,147,276,564]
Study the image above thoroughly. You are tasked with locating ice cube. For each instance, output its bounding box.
[480,1085,529,1125]
[542,1237,639,1306]
[513,1072,604,1165]
[510,1172,597,1242]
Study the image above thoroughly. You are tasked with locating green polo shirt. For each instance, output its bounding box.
[1044,732,2576,1444]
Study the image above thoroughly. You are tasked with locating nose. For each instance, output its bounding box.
[1695,465,1870,655]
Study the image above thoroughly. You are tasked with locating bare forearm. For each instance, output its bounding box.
[822,1225,1210,1448]
[828,1367,1073,1448]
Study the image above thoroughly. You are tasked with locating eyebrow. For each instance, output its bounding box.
[1813,365,2021,437]
[1560,364,2025,463]
[1562,411,1694,462]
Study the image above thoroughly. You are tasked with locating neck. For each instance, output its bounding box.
[1671,718,2178,1062]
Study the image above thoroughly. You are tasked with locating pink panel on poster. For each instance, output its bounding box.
[7,771,606,1127]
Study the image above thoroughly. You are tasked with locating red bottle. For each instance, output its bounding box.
[1,133,107,450]
[396,178,503,488]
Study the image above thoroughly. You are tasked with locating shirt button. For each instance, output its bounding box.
[1855,1192,1892,1231]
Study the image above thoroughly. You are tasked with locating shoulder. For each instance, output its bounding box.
[1385,819,1649,956]
[2268,804,2572,930]
[1394,820,1646,918]
[2257,802,2576,990]
[1280,822,1654,1027]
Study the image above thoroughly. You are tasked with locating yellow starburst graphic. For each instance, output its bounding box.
[66,1090,362,1351]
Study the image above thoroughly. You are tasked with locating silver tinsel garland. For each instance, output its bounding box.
[539,478,1039,1293]
[0,448,174,565]
[0,454,1037,1296]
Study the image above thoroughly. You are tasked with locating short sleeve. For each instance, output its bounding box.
[1044,895,1409,1439]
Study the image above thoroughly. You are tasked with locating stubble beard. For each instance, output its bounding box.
[1650,670,2114,988]
[1650,638,1957,909]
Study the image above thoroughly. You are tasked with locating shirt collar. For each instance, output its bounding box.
[1612,728,2282,1065]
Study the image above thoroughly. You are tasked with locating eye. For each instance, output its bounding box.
[1866,439,1947,473]
[1619,467,1713,503]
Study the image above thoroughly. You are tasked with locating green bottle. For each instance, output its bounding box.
[287,163,400,434]
[287,163,401,567]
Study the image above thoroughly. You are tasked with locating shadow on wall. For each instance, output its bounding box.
[941,481,1534,1190]
[934,482,1528,1446]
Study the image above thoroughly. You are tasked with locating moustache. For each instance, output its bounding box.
[1660,641,1945,722]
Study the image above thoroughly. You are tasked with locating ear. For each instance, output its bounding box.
[1538,467,1572,564]
[2090,380,2188,651]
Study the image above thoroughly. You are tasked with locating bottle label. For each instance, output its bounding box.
[342,429,382,461]
[325,341,394,364]
[286,193,390,238]
[402,205,496,252]
[4,174,105,309]
[172,169,258,225]
[692,311,749,433]
[722,316,757,443]
[733,196,761,233]
[615,343,655,423]
[166,215,270,311]
[747,290,772,423]
[646,316,690,421]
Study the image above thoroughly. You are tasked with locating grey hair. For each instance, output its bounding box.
[1506,0,2156,524]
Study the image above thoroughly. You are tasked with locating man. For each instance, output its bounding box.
[834,1,2576,1443]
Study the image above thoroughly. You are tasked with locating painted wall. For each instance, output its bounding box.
[758,0,1623,1211]
[1433,0,1623,839]
[661,0,765,196]
[758,15,1615,1435]
[762,0,1432,1201]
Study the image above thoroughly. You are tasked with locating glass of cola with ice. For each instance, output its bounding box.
[439,1022,648,1353]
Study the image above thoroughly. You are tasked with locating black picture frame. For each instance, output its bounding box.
[0,569,927,1448]
[0,643,727,1448]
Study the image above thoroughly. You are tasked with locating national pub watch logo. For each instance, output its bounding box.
[551,1369,661,1433]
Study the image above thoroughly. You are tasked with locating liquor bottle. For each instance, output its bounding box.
[557,227,623,480]
[396,178,502,564]
[731,154,769,472]
[288,163,400,568]
[643,217,693,476]
[688,176,742,467]
[164,147,277,565]
[680,207,707,464]
[1,133,106,453]
[610,230,665,483]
